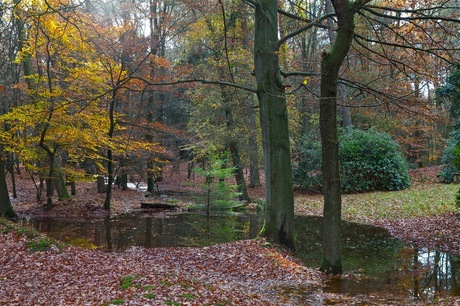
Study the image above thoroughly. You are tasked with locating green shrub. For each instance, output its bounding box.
[293,128,411,193]
[292,134,323,193]
[439,130,460,183]
[340,128,410,193]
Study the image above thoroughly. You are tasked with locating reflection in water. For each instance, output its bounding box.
[21,213,460,302]
[21,210,262,250]
[295,216,460,302]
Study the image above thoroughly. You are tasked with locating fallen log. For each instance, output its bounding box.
[140,202,179,209]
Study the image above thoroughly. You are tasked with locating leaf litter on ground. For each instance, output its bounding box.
[4,164,460,305]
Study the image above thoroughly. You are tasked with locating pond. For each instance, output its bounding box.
[21,212,460,303]
[295,216,460,303]
[21,210,261,250]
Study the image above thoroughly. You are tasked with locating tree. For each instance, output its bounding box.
[319,0,371,275]
[0,145,15,218]
[182,2,253,202]
[0,0,166,210]
[318,0,460,273]
[253,0,295,248]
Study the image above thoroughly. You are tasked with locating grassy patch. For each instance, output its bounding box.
[0,218,40,238]
[295,183,458,222]
[109,299,124,305]
[120,275,137,290]
[0,218,62,252]
[0,218,17,234]
[27,237,55,252]
[160,279,173,287]
[180,293,195,300]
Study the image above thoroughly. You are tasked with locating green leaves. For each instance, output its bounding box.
[191,145,241,210]
[293,128,411,193]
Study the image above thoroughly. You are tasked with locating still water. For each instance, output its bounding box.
[21,212,460,302]
[21,210,261,250]
[295,216,460,302]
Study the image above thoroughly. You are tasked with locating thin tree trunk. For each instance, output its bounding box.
[104,148,114,210]
[104,94,117,210]
[8,154,17,198]
[45,155,55,209]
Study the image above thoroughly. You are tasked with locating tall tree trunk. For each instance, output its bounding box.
[241,6,261,188]
[104,94,117,210]
[248,95,261,188]
[0,145,15,218]
[320,0,362,274]
[254,0,295,248]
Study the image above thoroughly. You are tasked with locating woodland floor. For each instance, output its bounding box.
[1,164,460,305]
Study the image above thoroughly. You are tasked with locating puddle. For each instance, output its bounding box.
[295,216,460,302]
[21,213,460,302]
[21,211,262,251]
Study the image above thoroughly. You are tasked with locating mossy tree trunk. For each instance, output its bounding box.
[254,0,295,248]
[53,154,70,200]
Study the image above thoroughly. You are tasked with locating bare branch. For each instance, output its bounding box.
[276,13,335,51]
[130,77,257,93]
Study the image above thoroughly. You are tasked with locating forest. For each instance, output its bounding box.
[1,0,460,304]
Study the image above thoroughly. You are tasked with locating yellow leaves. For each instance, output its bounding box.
[302,77,310,86]
[6,0,170,176]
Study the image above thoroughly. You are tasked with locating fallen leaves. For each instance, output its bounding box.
[0,226,322,305]
[374,212,460,256]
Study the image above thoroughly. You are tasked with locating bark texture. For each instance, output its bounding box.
[320,0,357,274]
[0,146,15,218]
[254,0,295,248]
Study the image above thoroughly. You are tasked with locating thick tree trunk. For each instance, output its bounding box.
[319,0,357,275]
[229,143,250,201]
[254,0,295,248]
[97,175,106,193]
[0,146,15,218]
[70,181,76,196]
[147,160,155,194]
[53,155,69,200]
